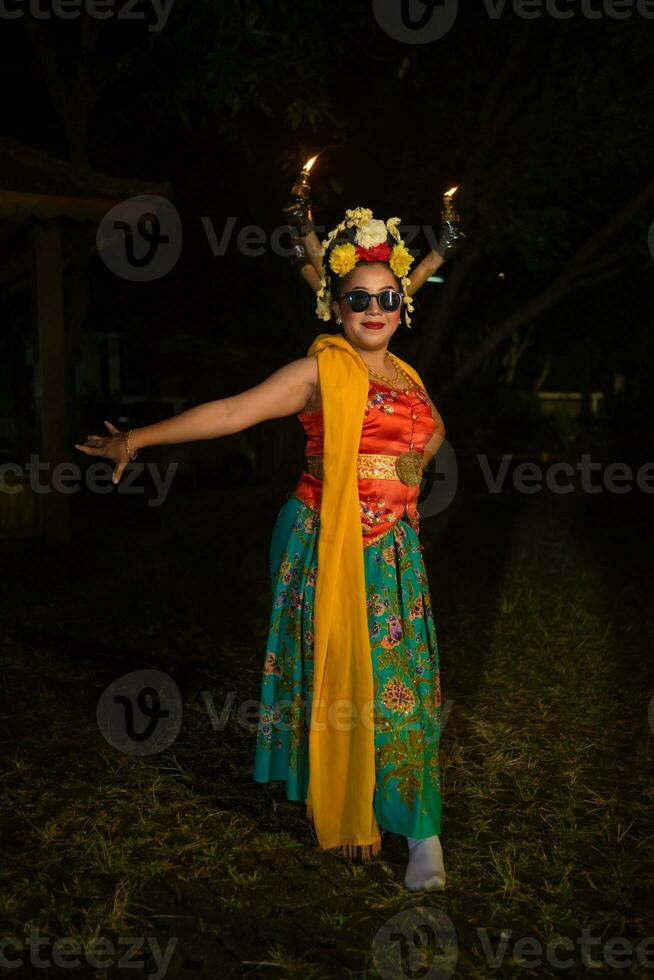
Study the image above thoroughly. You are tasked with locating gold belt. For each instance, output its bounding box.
[305,451,424,487]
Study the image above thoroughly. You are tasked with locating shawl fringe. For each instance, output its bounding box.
[305,799,382,861]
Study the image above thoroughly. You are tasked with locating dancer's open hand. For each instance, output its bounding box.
[74,420,130,485]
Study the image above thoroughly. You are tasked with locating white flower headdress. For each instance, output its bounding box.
[316,207,416,328]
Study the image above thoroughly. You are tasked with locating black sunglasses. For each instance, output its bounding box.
[338,288,403,314]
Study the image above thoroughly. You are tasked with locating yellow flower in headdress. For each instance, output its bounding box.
[386,216,402,241]
[389,242,414,278]
[315,292,332,321]
[345,206,373,226]
[329,242,357,277]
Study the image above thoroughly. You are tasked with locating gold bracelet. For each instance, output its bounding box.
[124,429,139,461]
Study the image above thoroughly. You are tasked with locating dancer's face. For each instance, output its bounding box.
[332,263,402,354]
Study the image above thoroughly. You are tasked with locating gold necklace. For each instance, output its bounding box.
[366,351,414,391]
[389,352,418,391]
[366,353,402,388]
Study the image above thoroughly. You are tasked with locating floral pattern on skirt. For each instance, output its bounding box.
[252,493,442,839]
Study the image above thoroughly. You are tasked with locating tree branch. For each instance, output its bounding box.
[417,40,540,375]
[21,15,114,168]
[437,174,654,399]
[21,20,75,149]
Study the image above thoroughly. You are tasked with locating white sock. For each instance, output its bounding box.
[404,834,446,891]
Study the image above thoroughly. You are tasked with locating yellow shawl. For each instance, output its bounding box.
[304,332,427,860]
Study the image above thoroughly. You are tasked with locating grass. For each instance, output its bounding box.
[242,941,330,978]
[425,491,654,975]
[1,485,652,977]
[0,639,264,948]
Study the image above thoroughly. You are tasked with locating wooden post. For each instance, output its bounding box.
[33,220,70,541]
[578,332,592,455]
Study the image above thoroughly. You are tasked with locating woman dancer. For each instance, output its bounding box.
[75,206,457,891]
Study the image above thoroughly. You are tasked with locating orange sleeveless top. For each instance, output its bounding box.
[291,377,436,546]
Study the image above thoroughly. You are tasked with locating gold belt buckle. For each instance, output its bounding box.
[395,450,423,487]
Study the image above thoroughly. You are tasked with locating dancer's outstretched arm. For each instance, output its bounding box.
[406,219,463,297]
[75,356,318,484]
[289,238,322,293]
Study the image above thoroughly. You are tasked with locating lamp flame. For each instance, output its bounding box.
[444,185,459,198]
[303,155,318,173]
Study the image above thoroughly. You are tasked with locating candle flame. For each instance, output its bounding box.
[303,155,318,173]
[444,185,459,198]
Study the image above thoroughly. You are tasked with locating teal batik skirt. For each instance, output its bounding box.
[253,493,442,840]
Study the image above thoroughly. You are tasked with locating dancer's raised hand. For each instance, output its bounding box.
[436,216,465,261]
[74,420,131,485]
